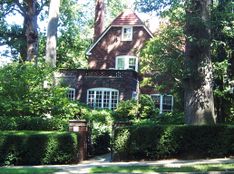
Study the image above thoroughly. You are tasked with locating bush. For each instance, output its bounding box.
[112,125,234,161]
[0,131,78,165]
[0,63,81,118]
[88,110,113,155]
[113,94,158,121]
[0,117,68,131]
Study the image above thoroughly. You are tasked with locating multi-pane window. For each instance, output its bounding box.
[162,95,173,112]
[87,88,119,110]
[116,56,138,71]
[132,91,138,100]
[67,88,76,100]
[122,26,133,41]
[151,94,173,113]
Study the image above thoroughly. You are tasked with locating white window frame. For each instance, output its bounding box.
[121,26,133,41]
[67,88,76,101]
[115,55,138,72]
[87,88,119,110]
[132,91,138,100]
[151,94,173,114]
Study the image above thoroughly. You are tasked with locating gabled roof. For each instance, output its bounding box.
[111,10,144,26]
[86,10,153,55]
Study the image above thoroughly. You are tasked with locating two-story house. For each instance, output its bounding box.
[56,4,173,113]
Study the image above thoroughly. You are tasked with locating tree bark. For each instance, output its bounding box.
[24,0,38,64]
[184,0,216,124]
[45,0,60,68]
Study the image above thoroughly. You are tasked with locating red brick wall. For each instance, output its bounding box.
[88,26,152,70]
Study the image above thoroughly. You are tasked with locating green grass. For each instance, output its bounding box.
[90,163,234,173]
[0,167,60,174]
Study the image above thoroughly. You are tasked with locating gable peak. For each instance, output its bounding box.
[111,10,144,26]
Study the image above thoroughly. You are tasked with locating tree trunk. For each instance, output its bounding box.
[24,0,38,64]
[184,0,216,124]
[46,0,60,68]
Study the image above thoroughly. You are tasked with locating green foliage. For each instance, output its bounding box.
[88,110,113,155]
[0,117,67,131]
[113,100,138,121]
[0,131,78,165]
[112,125,234,161]
[138,94,158,118]
[113,94,158,121]
[0,63,80,118]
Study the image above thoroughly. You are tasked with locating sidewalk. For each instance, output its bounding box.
[40,154,234,174]
[10,154,234,174]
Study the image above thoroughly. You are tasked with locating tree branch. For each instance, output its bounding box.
[14,0,26,16]
[36,0,49,15]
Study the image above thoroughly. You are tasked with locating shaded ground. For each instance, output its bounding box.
[6,154,234,174]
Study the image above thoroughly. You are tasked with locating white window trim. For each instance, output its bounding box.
[115,55,138,72]
[68,88,76,101]
[87,88,119,110]
[121,26,133,41]
[151,94,173,114]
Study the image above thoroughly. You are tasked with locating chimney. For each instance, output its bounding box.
[94,0,104,41]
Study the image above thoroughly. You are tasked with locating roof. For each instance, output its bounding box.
[111,10,144,26]
[86,10,153,55]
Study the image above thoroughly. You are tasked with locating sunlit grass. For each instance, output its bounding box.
[90,163,234,173]
[0,167,60,174]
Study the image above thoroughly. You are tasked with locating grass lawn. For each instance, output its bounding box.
[90,163,234,173]
[0,167,60,174]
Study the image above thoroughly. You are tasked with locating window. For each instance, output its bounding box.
[151,94,173,113]
[116,56,138,71]
[87,88,119,110]
[122,26,133,41]
[132,91,138,100]
[68,88,76,100]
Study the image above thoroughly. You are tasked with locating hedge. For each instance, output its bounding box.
[0,117,68,131]
[112,125,234,161]
[0,131,78,165]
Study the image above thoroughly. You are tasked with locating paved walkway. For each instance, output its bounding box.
[11,154,234,173]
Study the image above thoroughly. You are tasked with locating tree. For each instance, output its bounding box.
[137,0,216,124]
[140,6,185,112]
[184,0,215,124]
[211,0,234,123]
[46,0,61,67]
[0,0,48,63]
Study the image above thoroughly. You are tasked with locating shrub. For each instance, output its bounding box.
[112,125,234,161]
[0,131,78,166]
[113,100,138,121]
[113,94,158,121]
[0,63,80,118]
[0,117,68,131]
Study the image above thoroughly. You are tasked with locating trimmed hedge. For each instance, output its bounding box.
[112,125,234,161]
[0,117,68,131]
[0,131,78,165]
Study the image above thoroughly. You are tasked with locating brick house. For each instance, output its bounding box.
[56,7,174,113]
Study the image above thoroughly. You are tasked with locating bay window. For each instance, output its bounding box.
[87,88,119,110]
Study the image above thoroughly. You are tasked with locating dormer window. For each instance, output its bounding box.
[122,26,133,41]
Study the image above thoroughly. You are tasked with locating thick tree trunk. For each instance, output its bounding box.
[24,0,38,64]
[184,0,216,124]
[45,0,60,68]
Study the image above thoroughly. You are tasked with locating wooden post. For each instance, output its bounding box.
[69,120,88,161]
